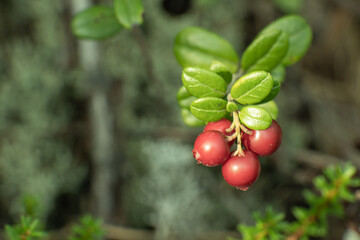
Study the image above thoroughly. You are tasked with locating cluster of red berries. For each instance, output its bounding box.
[192,118,282,190]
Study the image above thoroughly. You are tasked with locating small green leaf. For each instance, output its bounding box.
[181,108,205,127]
[226,101,239,113]
[71,6,123,40]
[239,105,273,130]
[292,207,308,221]
[231,71,274,105]
[241,29,289,72]
[260,80,281,103]
[258,15,312,66]
[210,60,233,84]
[174,27,239,73]
[176,86,197,109]
[190,97,228,122]
[348,178,360,187]
[182,67,227,98]
[256,101,279,120]
[114,0,144,29]
[270,64,286,83]
[339,187,355,202]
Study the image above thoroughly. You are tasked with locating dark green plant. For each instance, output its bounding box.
[5,216,46,240]
[68,215,105,240]
[233,163,360,240]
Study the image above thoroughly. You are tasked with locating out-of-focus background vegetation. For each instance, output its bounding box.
[0,0,359,239]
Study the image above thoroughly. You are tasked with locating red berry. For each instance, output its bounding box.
[242,120,282,156]
[204,118,235,147]
[222,150,261,190]
[192,130,230,167]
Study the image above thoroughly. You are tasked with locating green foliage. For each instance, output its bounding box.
[210,61,233,84]
[5,216,46,240]
[71,6,123,40]
[272,0,303,14]
[241,30,289,72]
[181,108,205,127]
[230,71,274,105]
[190,97,228,122]
[68,215,105,240]
[236,163,360,240]
[175,14,312,129]
[4,214,105,240]
[113,0,144,29]
[239,106,273,130]
[177,86,197,110]
[256,101,279,120]
[238,207,288,240]
[71,0,144,39]
[259,80,281,104]
[174,27,239,73]
[258,15,312,66]
[270,65,286,83]
[182,67,227,98]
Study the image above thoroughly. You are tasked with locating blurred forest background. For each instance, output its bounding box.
[0,0,359,239]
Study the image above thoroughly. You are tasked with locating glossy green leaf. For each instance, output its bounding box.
[259,15,312,66]
[176,86,197,109]
[182,67,227,98]
[241,29,289,72]
[239,105,272,130]
[174,27,239,73]
[190,97,228,122]
[114,0,144,29]
[71,6,123,40]
[256,100,279,120]
[210,60,233,84]
[231,71,274,105]
[181,108,205,127]
[260,80,281,103]
[270,64,286,83]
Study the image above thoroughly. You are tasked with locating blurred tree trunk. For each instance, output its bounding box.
[71,0,115,222]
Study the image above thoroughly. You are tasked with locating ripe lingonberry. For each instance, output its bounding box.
[242,120,282,156]
[222,150,261,190]
[204,118,235,147]
[192,130,230,167]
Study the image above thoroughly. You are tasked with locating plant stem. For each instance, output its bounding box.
[226,111,244,157]
[286,179,343,240]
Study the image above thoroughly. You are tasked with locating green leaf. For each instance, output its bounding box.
[270,64,286,83]
[338,187,355,202]
[231,71,274,105]
[239,105,273,130]
[258,15,312,66]
[256,101,279,120]
[176,86,197,109]
[182,67,227,98]
[174,27,239,73]
[260,80,281,103]
[181,108,205,127]
[114,0,144,29]
[71,6,123,40]
[190,97,228,122]
[226,101,239,113]
[241,29,289,72]
[292,207,308,221]
[210,60,233,84]
[272,0,303,13]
